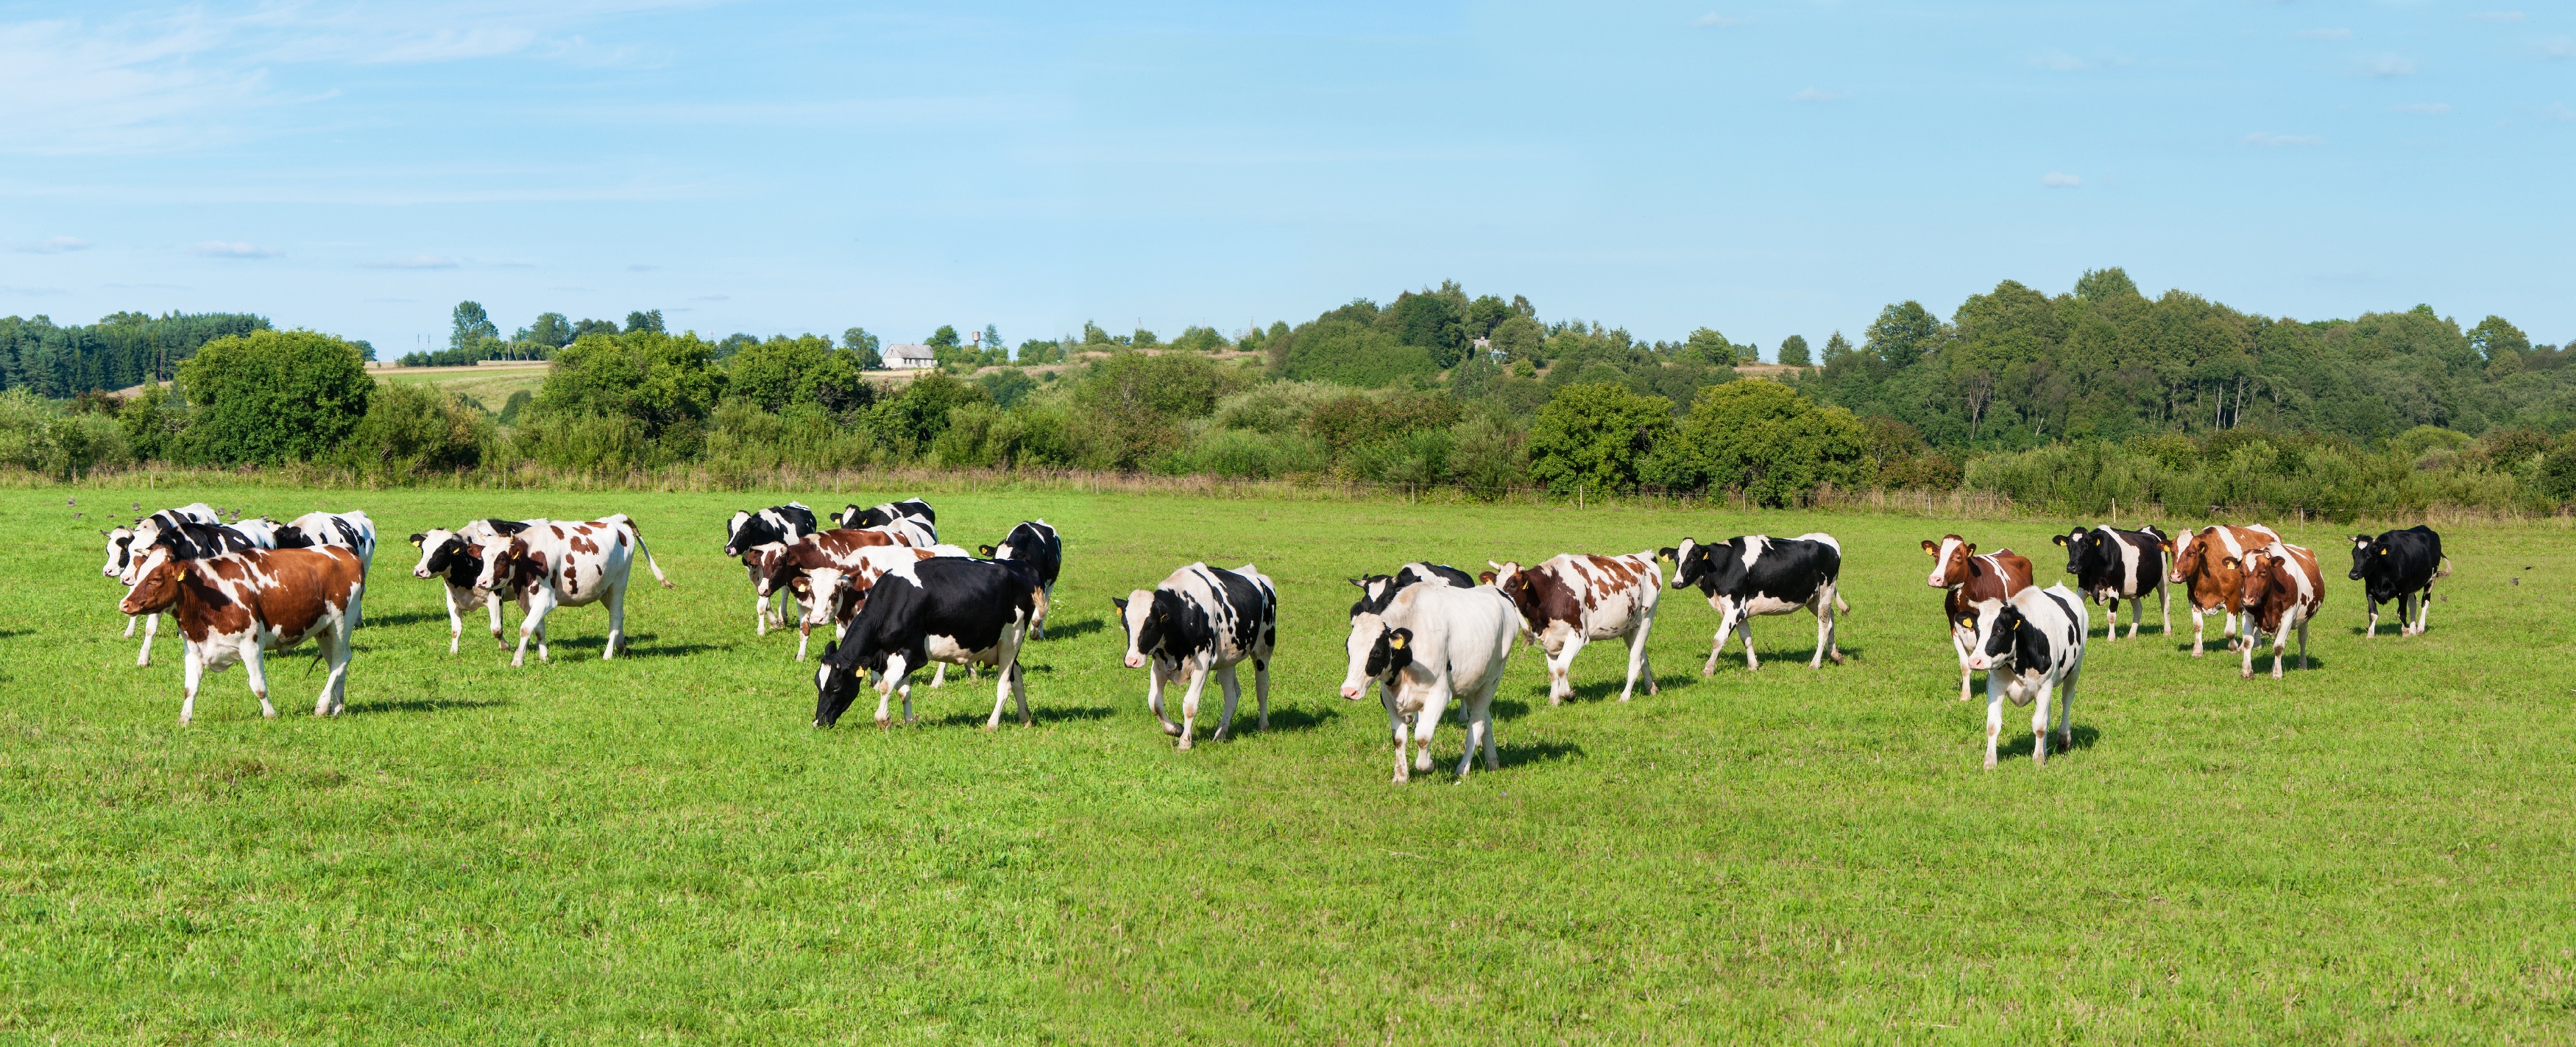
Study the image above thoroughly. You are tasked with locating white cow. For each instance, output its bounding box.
[408,519,537,654]
[1340,582,1517,783]
[1487,551,1662,703]
[1964,583,2089,769]
[472,515,672,666]
[1114,563,1278,750]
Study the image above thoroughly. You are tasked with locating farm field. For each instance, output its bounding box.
[3,484,2572,1043]
[372,362,551,410]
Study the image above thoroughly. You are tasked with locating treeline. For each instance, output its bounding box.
[0,312,275,397]
[5,269,2573,521]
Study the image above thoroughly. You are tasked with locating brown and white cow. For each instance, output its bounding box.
[1923,535,2035,702]
[748,528,928,660]
[2166,524,2282,657]
[2229,542,2326,680]
[118,545,365,724]
[471,515,671,666]
[791,544,949,660]
[1486,551,1661,705]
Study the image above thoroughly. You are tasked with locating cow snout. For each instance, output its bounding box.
[1340,683,1365,700]
[1966,655,1989,671]
[1123,653,1146,669]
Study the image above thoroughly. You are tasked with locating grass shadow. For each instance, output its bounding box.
[1490,698,1532,722]
[923,704,1117,729]
[353,697,512,716]
[1986,723,2103,757]
[1496,739,1585,769]
[0,628,32,641]
[1035,617,1106,641]
[1254,704,1338,733]
[356,611,453,628]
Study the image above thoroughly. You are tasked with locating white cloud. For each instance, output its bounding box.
[361,254,459,269]
[2031,50,2086,71]
[2242,132,2324,147]
[2357,54,2417,77]
[2467,11,2525,23]
[16,236,90,253]
[191,240,280,258]
[2040,172,2083,188]
[1790,88,1852,103]
[2392,102,2452,115]
[2538,38,2573,60]
[691,294,729,301]
[2293,28,2352,40]
[2544,102,2575,122]
[1694,13,1748,28]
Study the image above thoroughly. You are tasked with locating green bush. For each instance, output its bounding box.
[1278,319,1435,388]
[1448,414,1529,498]
[343,381,493,473]
[1527,383,1674,493]
[1161,428,1329,479]
[1645,380,1869,505]
[173,329,372,464]
[0,389,131,476]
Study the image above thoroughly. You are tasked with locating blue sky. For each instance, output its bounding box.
[2,1,2570,358]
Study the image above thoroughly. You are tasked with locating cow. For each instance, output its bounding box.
[2165,524,2282,657]
[118,544,366,725]
[1114,563,1279,749]
[1659,534,1846,675]
[723,503,821,634]
[979,521,1063,638]
[1963,582,2087,769]
[470,515,672,667]
[1348,562,1478,618]
[2050,524,2170,640]
[811,556,1043,730]
[2229,542,2325,679]
[838,498,937,543]
[2349,526,2448,638]
[122,506,269,585]
[1488,551,1662,702]
[792,543,976,663]
[1923,535,2035,702]
[407,519,536,655]
[750,528,930,660]
[274,510,378,626]
[1338,581,1516,783]
[104,502,223,665]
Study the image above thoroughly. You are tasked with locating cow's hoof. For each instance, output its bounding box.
[2239,669,2254,680]
[1982,758,1996,771]
[1176,737,1193,750]
[1159,722,1182,737]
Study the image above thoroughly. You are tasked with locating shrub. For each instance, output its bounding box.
[343,381,493,473]
[1646,380,1868,505]
[1278,319,1435,387]
[173,329,372,464]
[1448,414,1529,498]
[1527,383,1674,493]
[1162,428,1329,479]
[0,389,131,476]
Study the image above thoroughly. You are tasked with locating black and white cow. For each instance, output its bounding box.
[122,505,267,586]
[1347,562,1477,618]
[978,520,1063,638]
[723,502,820,633]
[407,519,537,654]
[1660,533,1847,673]
[275,510,378,627]
[470,515,672,666]
[838,498,937,543]
[1339,581,1515,783]
[2051,524,2168,640]
[1114,563,1279,749]
[2349,526,2446,638]
[811,557,1044,730]
[1962,582,2089,769]
[108,503,233,666]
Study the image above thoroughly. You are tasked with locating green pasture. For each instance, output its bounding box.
[374,364,549,411]
[2,484,2572,1043]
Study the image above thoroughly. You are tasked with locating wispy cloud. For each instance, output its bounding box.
[2466,11,2525,23]
[1694,13,1748,28]
[16,235,89,253]
[361,254,459,269]
[2392,102,2452,115]
[2041,172,2083,188]
[191,240,280,258]
[691,294,729,301]
[2243,132,2324,147]
[2356,54,2417,77]
[2538,38,2573,60]
[2544,102,2575,122]
[2293,28,2352,40]
[2030,50,2086,71]
[1790,88,1852,103]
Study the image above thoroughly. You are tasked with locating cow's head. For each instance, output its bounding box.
[2167,527,2216,585]
[473,537,542,593]
[1113,589,1184,669]
[723,510,755,557]
[101,526,135,579]
[2050,527,2105,577]
[2348,534,2380,581]
[1338,610,1414,700]
[118,548,188,616]
[812,639,871,728]
[750,543,800,598]
[2229,551,2290,615]
[410,529,467,581]
[1922,535,1974,588]
[1660,538,1742,593]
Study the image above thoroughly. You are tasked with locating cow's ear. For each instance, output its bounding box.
[1659,547,1678,561]
[2052,534,2070,546]
[1919,540,1938,555]
[1478,571,1496,585]
[821,640,837,660]
[1966,543,1977,554]
[2220,556,2239,570]
[2159,540,2174,553]
[1387,629,1409,650]
[408,532,426,546]
[977,545,996,556]
[1110,596,1128,613]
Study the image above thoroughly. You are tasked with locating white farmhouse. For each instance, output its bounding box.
[884,343,938,369]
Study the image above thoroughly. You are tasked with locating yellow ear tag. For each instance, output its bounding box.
[2380,549,2388,555]
[1388,635,1406,650]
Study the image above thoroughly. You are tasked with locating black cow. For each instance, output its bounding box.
[2050,524,2169,640]
[1347,562,1477,618]
[1114,563,1280,749]
[2349,525,2446,638]
[978,520,1063,638]
[1660,533,1847,672]
[838,498,936,535]
[812,557,1041,730]
[724,503,821,632]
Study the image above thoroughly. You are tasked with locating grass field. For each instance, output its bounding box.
[4,483,2572,1043]
[372,362,550,412]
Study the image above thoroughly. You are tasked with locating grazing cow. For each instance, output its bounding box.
[2165,524,2282,656]
[2349,526,2448,638]
[118,545,366,724]
[838,498,937,541]
[751,528,927,659]
[1338,582,1515,783]
[979,521,1064,638]
[1963,582,2087,769]
[723,503,821,633]
[407,519,536,654]
[2229,542,2325,679]
[1114,563,1279,749]
[275,510,378,626]
[1348,562,1478,618]
[1488,551,1662,702]
[2051,524,2170,640]
[471,515,672,666]
[1659,534,1846,674]
[1922,535,2035,701]
[793,544,972,661]
[811,557,1043,730]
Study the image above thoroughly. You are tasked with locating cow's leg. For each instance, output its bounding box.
[875,654,907,727]
[931,663,946,688]
[1821,587,1844,664]
[512,600,548,668]
[1476,676,1503,772]
[796,622,810,662]
[1175,655,1214,750]
[2239,622,2260,679]
[2126,594,2145,640]
[2189,609,2206,658]
[1702,624,1726,676]
[2410,588,2430,636]
[2270,624,2290,680]
[1953,628,1975,702]
[1547,637,1584,705]
[136,611,158,668]
[2103,593,2120,640]
[986,622,1032,730]
[1253,660,1271,732]
[602,583,627,660]
[756,592,771,636]
[1618,627,1652,702]
[1145,658,1181,736]
[2159,580,2170,636]
[124,613,137,638]
[1212,664,1242,741]
[179,645,205,725]
[2365,596,2380,639]
[1389,706,1414,784]
[1412,684,1448,775]
[485,592,507,651]
[2053,666,2080,755]
[1736,614,1761,671]
[442,588,464,655]
[241,641,277,719]
[2296,616,2311,673]
[315,623,352,716]
[2030,676,2052,766]
[1983,671,2004,770]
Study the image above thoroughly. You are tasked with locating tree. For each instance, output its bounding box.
[573,318,620,339]
[728,334,873,414]
[174,329,373,464]
[1526,382,1674,493]
[1682,328,1734,366]
[523,330,722,440]
[1821,331,1855,366]
[928,325,961,350]
[1645,380,1867,504]
[343,381,490,472]
[450,301,499,351]
[1278,319,1434,387]
[624,309,665,334]
[1778,334,1811,366]
[521,312,573,348]
[2073,267,2142,303]
[1489,315,1544,365]
[1466,295,1512,339]
[1131,327,1159,348]
[1864,301,1945,369]
[843,327,884,370]
[1381,290,1468,367]
[867,370,986,449]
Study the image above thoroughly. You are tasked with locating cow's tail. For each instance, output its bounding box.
[625,521,674,588]
[2433,557,2452,579]
[1835,592,1850,614]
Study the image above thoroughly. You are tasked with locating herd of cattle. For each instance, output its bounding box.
[89,496,2453,779]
